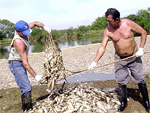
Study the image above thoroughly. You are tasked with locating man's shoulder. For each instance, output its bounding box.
[14,38,25,45]
[121,19,133,24]
[121,18,129,21]
[104,27,111,38]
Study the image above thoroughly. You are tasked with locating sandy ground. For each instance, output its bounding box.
[0,35,150,113]
[0,35,150,89]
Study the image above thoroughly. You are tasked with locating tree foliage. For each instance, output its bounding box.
[126,14,140,23]
[0,31,5,40]
[77,25,90,34]
[0,7,150,42]
[0,19,14,40]
[30,27,47,42]
[51,30,67,41]
[137,8,150,31]
[90,16,107,30]
[126,7,150,32]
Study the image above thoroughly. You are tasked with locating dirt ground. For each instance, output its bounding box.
[89,73,150,113]
[0,36,150,113]
[0,73,150,113]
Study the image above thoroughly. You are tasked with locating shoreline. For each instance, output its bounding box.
[0,35,150,89]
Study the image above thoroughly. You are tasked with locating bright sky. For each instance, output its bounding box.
[0,0,149,30]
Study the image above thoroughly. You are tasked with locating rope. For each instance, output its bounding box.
[67,51,150,75]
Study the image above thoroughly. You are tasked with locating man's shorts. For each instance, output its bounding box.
[114,54,145,85]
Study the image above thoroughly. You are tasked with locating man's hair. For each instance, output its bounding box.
[105,8,120,20]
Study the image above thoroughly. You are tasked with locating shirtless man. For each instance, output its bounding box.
[88,8,150,112]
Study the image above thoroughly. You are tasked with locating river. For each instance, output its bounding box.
[0,37,102,59]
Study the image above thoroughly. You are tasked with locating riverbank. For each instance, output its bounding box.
[0,38,11,46]
[0,35,150,113]
[0,35,150,89]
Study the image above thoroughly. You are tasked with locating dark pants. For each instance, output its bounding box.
[114,54,145,85]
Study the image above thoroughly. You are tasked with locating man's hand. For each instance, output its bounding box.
[44,26,51,33]
[88,62,97,70]
[135,48,144,57]
[35,75,43,83]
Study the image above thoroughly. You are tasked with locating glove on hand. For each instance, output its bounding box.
[135,48,144,57]
[88,62,97,70]
[35,75,43,83]
[44,26,51,33]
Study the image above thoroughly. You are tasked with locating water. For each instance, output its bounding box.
[58,71,149,84]
[58,72,115,84]
[0,37,102,59]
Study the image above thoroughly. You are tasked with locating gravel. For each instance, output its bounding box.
[0,35,150,89]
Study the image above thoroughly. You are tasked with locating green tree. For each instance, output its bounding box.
[77,25,89,34]
[75,25,90,38]
[136,8,150,31]
[30,27,47,42]
[0,19,15,39]
[90,16,107,30]
[0,31,6,40]
[66,27,75,36]
[52,30,66,40]
[125,14,140,23]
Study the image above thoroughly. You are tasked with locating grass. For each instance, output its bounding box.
[0,38,11,44]
[80,34,99,39]
[91,40,102,44]
[0,85,48,113]
[0,83,64,113]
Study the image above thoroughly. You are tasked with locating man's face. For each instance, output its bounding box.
[106,15,119,28]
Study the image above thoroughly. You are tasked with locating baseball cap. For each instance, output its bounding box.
[15,20,30,36]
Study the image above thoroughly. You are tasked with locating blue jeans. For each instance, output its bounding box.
[8,61,32,95]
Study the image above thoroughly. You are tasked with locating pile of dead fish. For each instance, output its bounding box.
[29,83,120,113]
[41,33,66,93]
[33,34,120,113]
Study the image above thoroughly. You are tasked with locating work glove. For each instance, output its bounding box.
[135,48,144,57]
[88,61,97,70]
[35,75,43,83]
[44,26,51,33]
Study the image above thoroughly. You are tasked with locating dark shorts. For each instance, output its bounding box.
[114,54,145,85]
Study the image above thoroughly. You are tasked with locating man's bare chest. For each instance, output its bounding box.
[109,28,133,42]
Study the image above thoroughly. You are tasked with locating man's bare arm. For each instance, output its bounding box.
[28,21,45,29]
[128,20,147,48]
[14,39,37,77]
[28,21,51,33]
[94,29,109,62]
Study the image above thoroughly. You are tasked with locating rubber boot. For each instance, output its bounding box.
[21,93,33,111]
[138,82,150,112]
[118,84,127,112]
